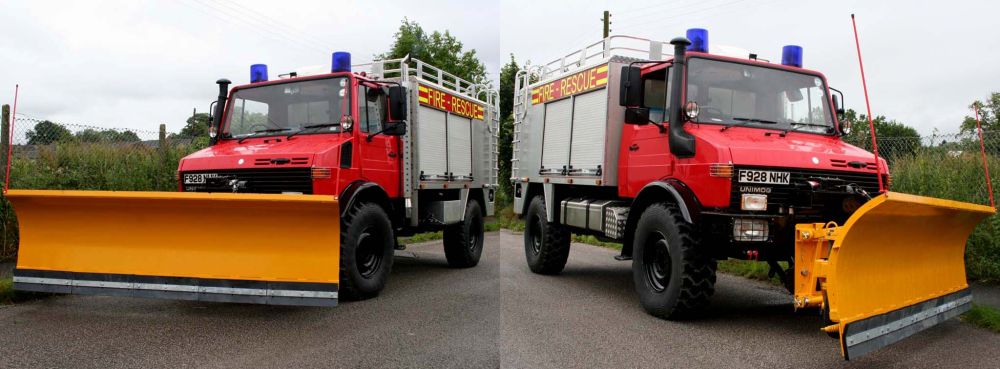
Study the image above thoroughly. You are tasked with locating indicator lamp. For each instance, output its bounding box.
[250,64,268,83]
[781,45,803,67]
[332,52,351,72]
[686,28,708,52]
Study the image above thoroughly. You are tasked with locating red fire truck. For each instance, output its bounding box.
[510,30,992,358]
[9,53,499,306]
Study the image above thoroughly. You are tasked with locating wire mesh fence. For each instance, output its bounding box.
[2,115,200,191]
[0,111,207,262]
[844,130,1000,207]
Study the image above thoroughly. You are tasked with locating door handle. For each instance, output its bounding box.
[628,144,639,151]
[388,152,397,158]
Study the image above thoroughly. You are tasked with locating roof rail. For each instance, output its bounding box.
[531,35,672,81]
[354,56,486,97]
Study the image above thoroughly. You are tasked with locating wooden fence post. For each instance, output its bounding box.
[158,123,166,148]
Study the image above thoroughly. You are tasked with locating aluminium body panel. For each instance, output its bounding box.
[405,78,497,225]
[414,107,449,179]
[448,115,473,179]
[513,59,630,187]
[569,90,609,173]
[541,98,573,172]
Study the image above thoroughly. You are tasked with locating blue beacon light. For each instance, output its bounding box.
[686,28,708,52]
[250,64,268,83]
[781,45,803,67]
[332,52,351,73]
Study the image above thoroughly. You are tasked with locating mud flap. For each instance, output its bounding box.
[794,192,994,359]
[8,190,341,307]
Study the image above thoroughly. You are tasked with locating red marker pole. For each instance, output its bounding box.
[5,84,18,193]
[974,104,995,208]
[850,14,886,193]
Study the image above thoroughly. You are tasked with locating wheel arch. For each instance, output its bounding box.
[467,187,486,216]
[621,179,701,257]
[339,181,392,220]
[519,182,545,215]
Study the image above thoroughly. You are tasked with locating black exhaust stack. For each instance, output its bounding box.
[667,37,696,158]
[210,78,231,146]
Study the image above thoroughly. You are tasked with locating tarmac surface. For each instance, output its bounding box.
[0,231,997,368]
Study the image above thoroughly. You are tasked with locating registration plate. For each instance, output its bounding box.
[183,173,218,185]
[738,169,790,185]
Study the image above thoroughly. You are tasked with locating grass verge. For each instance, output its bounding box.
[571,234,622,250]
[962,304,1000,333]
[717,260,785,286]
[398,231,444,245]
[0,276,12,305]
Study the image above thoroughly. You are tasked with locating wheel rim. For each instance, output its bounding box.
[355,226,383,278]
[468,216,482,252]
[529,214,542,254]
[643,233,672,292]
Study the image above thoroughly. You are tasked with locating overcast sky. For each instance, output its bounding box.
[1,0,996,135]
[0,0,501,133]
[501,0,999,135]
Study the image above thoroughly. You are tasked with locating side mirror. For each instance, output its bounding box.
[388,86,407,121]
[619,65,642,106]
[831,93,848,134]
[832,94,846,120]
[384,121,407,136]
[208,101,217,124]
[624,107,650,125]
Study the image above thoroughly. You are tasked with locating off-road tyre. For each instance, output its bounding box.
[523,196,571,274]
[339,202,395,301]
[632,202,716,319]
[443,199,485,268]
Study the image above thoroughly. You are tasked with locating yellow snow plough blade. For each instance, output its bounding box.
[794,192,995,359]
[8,190,341,306]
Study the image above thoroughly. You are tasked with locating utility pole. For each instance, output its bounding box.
[602,10,611,39]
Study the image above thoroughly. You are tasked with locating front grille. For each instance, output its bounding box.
[181,168,313,194]
[730,167,880,209]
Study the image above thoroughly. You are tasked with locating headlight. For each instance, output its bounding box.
[740,194,768,211]
[684,101,700,120]
[733,218,769,242]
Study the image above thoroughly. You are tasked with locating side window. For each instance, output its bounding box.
[357,85,383,133]
[641,67,671,122]
[230,98,269,136]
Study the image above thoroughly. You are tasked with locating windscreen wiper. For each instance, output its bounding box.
[237,128,291,144]
[780,123,833,135]
[286,123,341,139]
[720,117,778,132]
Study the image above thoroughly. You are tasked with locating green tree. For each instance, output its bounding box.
[498,54,519,119]
[26,120,73,145]
[841,109,921,162]
[75,129,104,143]
[75,129,141,143]
[960,92,1000,134]
[175,113,212,138]
[494,56,525,205]
[381,18,487,85]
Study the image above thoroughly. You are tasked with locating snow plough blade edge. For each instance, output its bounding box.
[794,191,994,359]
[8,190,341,307]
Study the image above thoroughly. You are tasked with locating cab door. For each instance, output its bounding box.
[357,83,400,197]
[624,67,673,194]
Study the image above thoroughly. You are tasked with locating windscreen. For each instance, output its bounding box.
[224,77,351,138]
[687,58,834,134]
